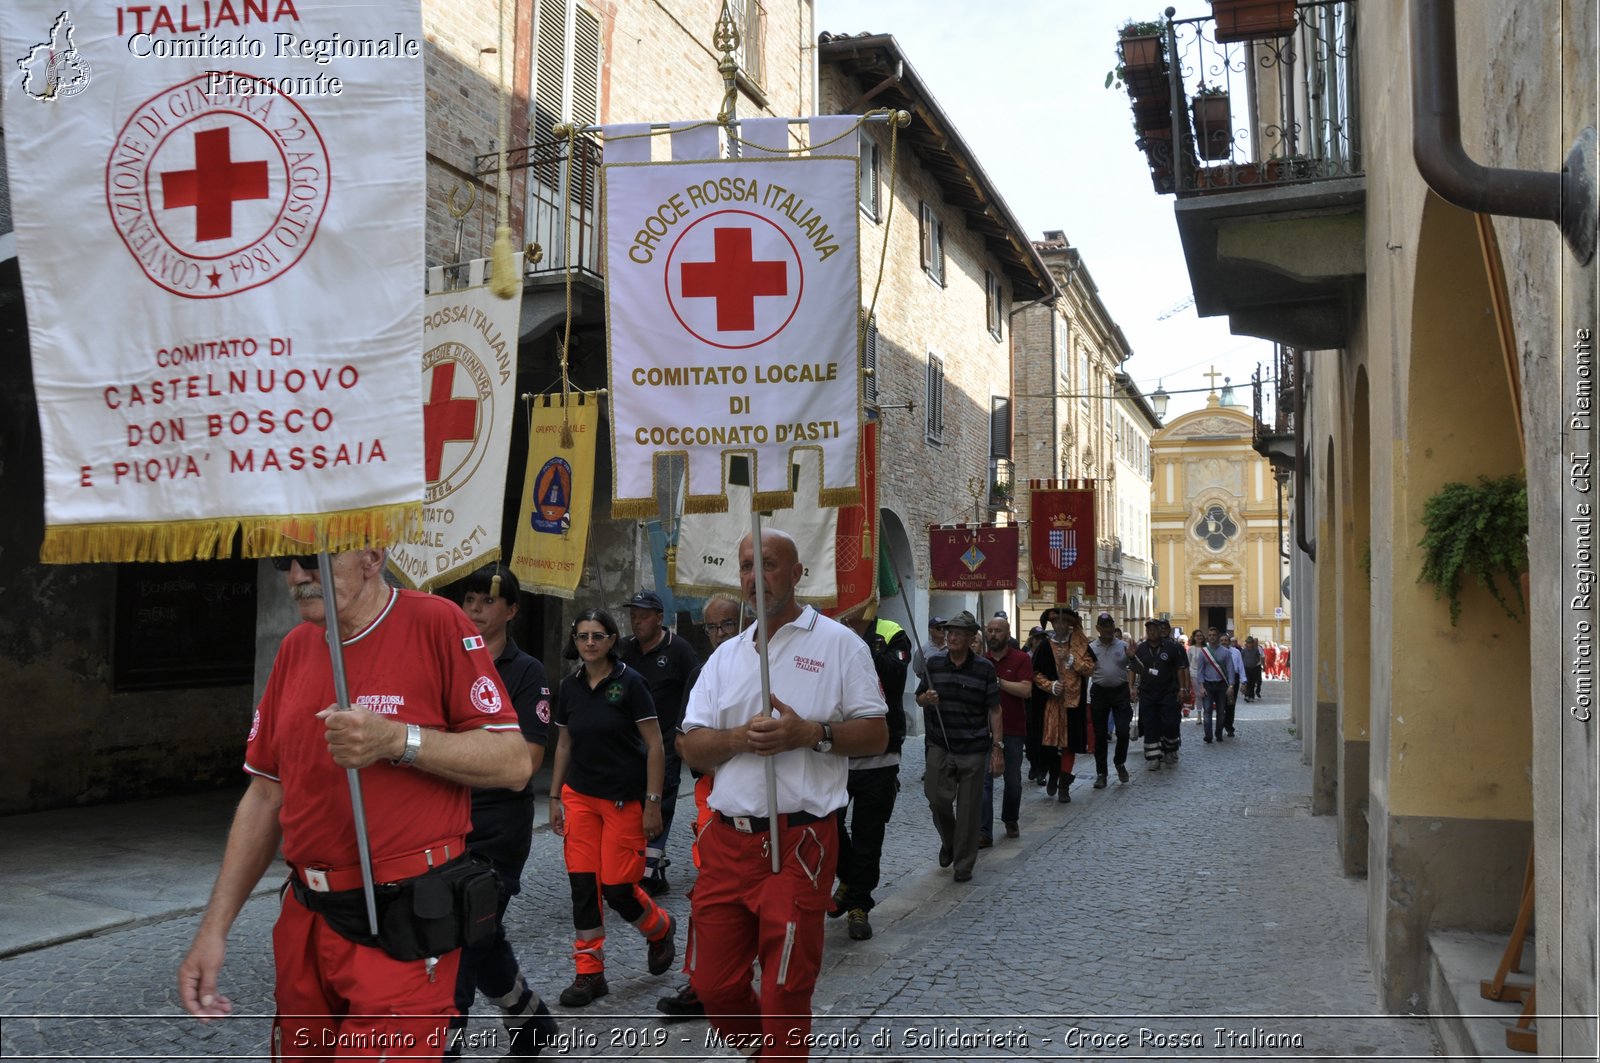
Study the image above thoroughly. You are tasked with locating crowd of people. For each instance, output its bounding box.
[177,536,1287,1061]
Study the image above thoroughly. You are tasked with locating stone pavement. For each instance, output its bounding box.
[0,680,1440,1061]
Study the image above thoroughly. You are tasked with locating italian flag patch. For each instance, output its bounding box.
[462,635,486,651]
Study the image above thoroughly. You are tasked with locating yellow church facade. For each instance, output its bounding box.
[1151,394,1290,643]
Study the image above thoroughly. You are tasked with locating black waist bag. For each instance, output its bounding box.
[288,853,500,961]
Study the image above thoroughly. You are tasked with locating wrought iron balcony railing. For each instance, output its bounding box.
[989,455,1016,508]
[1121,1,1361,197]
[1252,343,1297,447]
[475,134,604,281]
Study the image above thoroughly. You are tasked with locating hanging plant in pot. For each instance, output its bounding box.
[1210,0,1299,44]
[1416,473,1528,626]
[1191,86,1233,161]
[1112,18,1167,81]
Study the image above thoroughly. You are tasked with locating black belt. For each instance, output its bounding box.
[717,810,828,833]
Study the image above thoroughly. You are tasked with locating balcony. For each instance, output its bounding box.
[1252,343,1297,473]
[1119,2,1365,349]
[474,134,605,342]
[989,455,1016,510]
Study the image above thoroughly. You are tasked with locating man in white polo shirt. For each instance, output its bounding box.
[678,528,888,1060]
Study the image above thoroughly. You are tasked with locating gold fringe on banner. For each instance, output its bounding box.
[611,497,661,520]
[749,490,796,513]
[681,494,731,515]
[39,502,422,565]
[817,486,861,510]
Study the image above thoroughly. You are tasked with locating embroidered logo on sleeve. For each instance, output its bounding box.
[471,676,504,714]
[463,635,486,651]
[248,708,261,741]
[535,698,552,723]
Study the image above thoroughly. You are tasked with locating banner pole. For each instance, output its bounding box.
[749,507,782,873]
[317,544,380,935]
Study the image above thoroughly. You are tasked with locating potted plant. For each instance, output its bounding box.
[1416,474,1528,626]
[1191,85,1233,160]
[1210,0,1298,44]
[1107,18,1167,90]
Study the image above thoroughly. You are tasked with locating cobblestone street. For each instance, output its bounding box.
[0,680,1438,1061]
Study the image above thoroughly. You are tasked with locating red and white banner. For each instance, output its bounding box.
[822,419,879,618]
[0,2,427,562]
[1029,480,1097,596]
[603,118,861,517]
[929,523,1020,592]
[388,258,523,590]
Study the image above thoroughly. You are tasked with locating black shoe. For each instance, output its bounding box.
[504,998,557,1061]
[1227,728,1236,736]
[1204,736,1213,743]
[1004,821,1019,839]
[938,844,953,868]
[641,867,670,897]
[559,972,609,1007]
[1217,733,1226,742]
[1093,775,1107,789]
[1034,775,1047,786]
[1058,787,1071,803]
[655,983,705,1022]
[1116,764,1130,783]
[978,835,993,849]
[847,908,872,940]
[646,913,677,976]
[828,883,847,918]
[953,869,973,883]
[1045,774,1058,796]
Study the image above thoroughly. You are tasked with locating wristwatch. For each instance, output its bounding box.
[391,723,422,766]
[813,721,834,753]
[645,793,662,803]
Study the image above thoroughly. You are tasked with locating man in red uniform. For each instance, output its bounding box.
[177,548,532,1059]
[678,529,888,1060]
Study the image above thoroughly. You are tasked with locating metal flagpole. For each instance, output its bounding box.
[316,544,381,935]
[748,510,782,873]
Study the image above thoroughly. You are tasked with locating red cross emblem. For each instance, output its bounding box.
[665,209,803,350]
[159,127,270,242]
[680,227,788,331]
[422,362,478,483]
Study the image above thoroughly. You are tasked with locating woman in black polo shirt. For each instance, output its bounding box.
[549,608,676,1007]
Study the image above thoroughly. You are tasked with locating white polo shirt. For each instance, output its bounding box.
[682,604,887,818]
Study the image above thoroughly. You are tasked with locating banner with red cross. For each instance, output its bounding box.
[0,2,427,563]
[602,128,861,517]
[387,258,524,590]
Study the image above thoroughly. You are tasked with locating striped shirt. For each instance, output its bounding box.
[917,651,1000,755]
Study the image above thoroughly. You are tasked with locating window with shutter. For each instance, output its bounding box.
[858,131,880,219]
[985,271,1002,338]
[859,308,878,407]
[919,203,945,286]
[989,396,1012,458]
[732,0,766,90]
[530,0,602,152]
[925,353,945,444]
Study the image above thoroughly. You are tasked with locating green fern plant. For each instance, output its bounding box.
[1416,474,1527,625]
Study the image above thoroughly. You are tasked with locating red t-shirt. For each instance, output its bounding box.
[245,588,520,868]
[987,646,1035,736]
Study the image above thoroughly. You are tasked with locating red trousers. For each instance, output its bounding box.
[689,815,838,1061]
[271,889,459,1060]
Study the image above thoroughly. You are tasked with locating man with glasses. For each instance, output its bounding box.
[620,589,702,897]
[177,549,531,1058]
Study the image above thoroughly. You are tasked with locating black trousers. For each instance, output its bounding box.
[448,868,520,1055]
[1245,666,1263,699]
[835,764,899,912]
[1090,683,1133,774]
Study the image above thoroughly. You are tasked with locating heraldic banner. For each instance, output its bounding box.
[671,450,838,604]
[0,2,427,563]
[1029,480,1097,597]
[929,523,1020,592]
[603,118,861,517]
[510,393,598,599]
[388,258,524,589]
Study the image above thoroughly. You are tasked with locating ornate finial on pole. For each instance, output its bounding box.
[714,1,742,127]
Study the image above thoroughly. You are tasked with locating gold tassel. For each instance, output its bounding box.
[490,573,502,598]
[488,0,518,299]
[490,224,519,298]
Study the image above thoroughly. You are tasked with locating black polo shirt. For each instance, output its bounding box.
[465,640,550,875]
[555,661,657,802]
[1133,637,1188,702]
[620,627,700,733]
[916,650,1000,755]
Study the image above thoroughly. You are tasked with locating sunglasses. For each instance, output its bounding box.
[269,555,320,572]
[573,631,613,643]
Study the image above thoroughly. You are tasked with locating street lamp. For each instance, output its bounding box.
[1150,381,1169,418]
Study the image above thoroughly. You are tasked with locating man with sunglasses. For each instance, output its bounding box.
[620,588,702,897]
[177,548,532,1059]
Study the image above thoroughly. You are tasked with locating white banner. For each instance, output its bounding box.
[0,2,427,562]
[388,259,523,590]
[673,451,837,602]
[604,141,860,518]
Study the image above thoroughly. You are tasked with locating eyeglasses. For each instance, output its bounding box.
[703,619,741,634]
[270,555,319,572]
[573,631,612,642]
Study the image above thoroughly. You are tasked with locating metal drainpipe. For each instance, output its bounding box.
[1412,0,1596,265]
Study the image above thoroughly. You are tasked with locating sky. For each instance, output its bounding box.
[814,0,1272,421]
